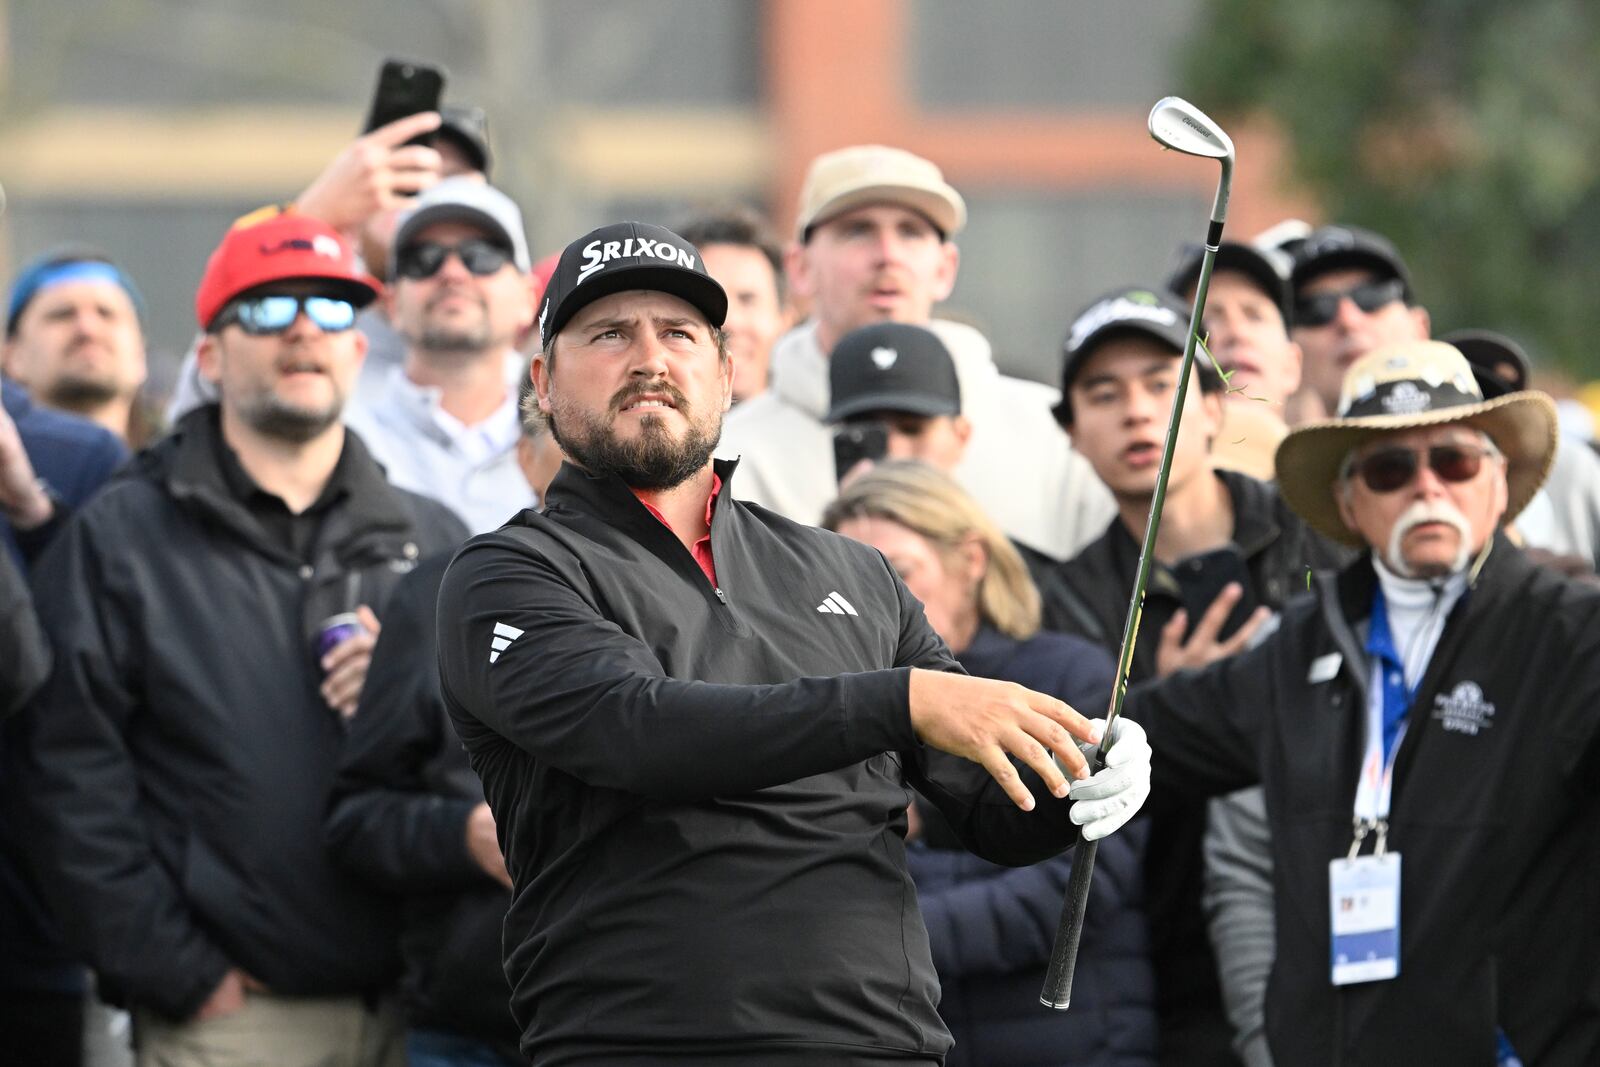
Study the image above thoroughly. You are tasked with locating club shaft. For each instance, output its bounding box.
[1040,209,1228,1011]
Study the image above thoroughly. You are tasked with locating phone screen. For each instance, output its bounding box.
[1173,545,1255,640]
[833,423,890,484]
[363,59,445,133]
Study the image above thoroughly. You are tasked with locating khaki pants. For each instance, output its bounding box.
[134,994,403,1067]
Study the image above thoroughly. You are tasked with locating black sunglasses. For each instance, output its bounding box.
[395,238,512,280]
[213,294,357,336]
[1295,278,1406,328]
[1346,443,1492,494]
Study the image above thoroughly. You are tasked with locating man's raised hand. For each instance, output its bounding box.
[294,111,446,233]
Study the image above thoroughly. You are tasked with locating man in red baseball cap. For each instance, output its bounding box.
[10,215,465,1066]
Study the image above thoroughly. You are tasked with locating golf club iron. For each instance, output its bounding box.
[1040,96,1236,1011]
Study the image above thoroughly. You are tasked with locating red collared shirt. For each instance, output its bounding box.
[631,472,722,587]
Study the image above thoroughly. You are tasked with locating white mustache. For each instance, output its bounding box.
[1386,499,1472,577]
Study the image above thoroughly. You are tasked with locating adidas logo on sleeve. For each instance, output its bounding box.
[489,621,524,663]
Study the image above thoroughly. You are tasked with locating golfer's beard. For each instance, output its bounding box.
[1385,499,1474,579]
[548,390,721,492]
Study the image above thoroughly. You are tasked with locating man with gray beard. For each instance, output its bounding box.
[1125,340,1600,1065]
[8,214,465,1067]
[344,178,537,533]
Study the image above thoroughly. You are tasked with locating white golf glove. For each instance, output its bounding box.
[1066,718,1152,841]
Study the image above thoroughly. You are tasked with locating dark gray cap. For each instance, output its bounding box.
[1167,240,1293,329]
[1290,224,1413,299]
[827,322,961,423]
[1441,329,1531,399]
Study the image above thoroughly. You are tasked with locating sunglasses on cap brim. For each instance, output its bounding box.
[213,293,358,336]
[1343,442,1495,494]
[395,238,512,280]
[1295,277,1406,328]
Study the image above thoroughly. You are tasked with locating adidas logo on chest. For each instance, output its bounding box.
[816,591,859,616]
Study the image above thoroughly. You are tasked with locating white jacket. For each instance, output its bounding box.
[717,319,1114,560]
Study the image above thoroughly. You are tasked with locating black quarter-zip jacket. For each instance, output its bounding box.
[437,460,1086,1066]
[1125,538,1600,1066]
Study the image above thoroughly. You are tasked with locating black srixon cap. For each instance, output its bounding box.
[538,221,728,349]
[827,322,961,423]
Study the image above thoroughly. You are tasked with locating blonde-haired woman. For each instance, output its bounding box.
[824,462,1156,1067]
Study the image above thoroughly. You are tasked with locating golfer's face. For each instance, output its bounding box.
[1337,424,1508,578]
[540,289,731,446]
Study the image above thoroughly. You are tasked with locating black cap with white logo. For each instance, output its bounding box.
[1059,286,1192,391]
[826,322,961,423]
[1054,286,1223,425]
[538,221,728,349]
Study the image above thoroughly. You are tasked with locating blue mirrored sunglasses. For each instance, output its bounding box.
[215,293,358,336]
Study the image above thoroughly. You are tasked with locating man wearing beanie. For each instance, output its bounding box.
[3,249,154,445]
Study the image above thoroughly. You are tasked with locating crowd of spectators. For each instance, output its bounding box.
[3,75,1599,1067]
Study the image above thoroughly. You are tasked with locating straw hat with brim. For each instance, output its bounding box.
[1275,340,1558,547]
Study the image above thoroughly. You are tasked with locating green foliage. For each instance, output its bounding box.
[1181,0,1600,379]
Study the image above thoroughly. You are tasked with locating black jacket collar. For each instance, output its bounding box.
[542,457,741,529]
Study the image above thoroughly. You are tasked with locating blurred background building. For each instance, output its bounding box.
[0,0,1313,396]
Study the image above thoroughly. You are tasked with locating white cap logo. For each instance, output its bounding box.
[311,234,343,260]
[1067,294,1179,353]
[576,235,698,285]
[871,346,898,370]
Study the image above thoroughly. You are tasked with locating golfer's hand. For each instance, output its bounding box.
[908,668,1096,811]
[1068,718,1152,841]
[1155,583,1270,678]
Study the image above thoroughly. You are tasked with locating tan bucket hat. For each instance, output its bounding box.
[1275,340,1558,546]
[794,145,966,240]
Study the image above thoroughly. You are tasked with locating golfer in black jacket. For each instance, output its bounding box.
[437,222,1154,1066]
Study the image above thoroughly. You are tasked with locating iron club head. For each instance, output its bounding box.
[1148,96,1234,160]
[1149,96,1234,226]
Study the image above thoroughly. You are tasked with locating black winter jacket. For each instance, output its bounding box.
[1127,539,1600,1066]
[0,546,48,719]
[437,460,1087,1066]
[1041,469,1350,1066]
[5,408,466,1019]
[327,552,518,1054]
[908,625,1156,1067]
